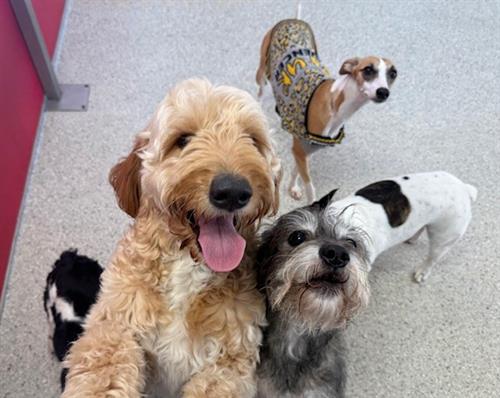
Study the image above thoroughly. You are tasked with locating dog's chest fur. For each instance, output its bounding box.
[141,251,264,397]
[257,315,346,398]
[142,254,216,396]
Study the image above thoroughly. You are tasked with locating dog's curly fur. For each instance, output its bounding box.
[62,79,281,398]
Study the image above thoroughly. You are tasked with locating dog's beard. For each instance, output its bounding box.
[267,249,370,332]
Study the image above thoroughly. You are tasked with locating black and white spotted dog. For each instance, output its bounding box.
[43,249,102,389]
[327,171,477,282]
[256,191,369,398]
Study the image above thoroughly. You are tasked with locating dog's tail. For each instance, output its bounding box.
[296,1,302,19]
[464,183,478,202]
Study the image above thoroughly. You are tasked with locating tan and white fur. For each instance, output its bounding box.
[255,7,397,203]
[62,79,281,398]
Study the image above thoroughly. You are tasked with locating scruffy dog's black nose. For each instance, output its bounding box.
[320,244,350,269]
[209,174,252,211]
[376,87,390,101]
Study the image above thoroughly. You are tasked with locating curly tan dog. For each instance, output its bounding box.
[62,79,281,397]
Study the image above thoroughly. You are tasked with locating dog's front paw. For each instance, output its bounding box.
[289,185,303,200]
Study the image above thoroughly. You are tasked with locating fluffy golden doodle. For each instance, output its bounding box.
[62,79,281,397]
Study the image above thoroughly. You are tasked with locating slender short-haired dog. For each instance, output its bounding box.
[256,190,369,397]
[256,8,397,202]
[325,171,477,282]
[62,79,281,398]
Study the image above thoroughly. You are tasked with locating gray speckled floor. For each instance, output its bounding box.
[1,1,499,397]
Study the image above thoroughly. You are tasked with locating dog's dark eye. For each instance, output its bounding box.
[362,65,375,78]
[388,68,397,80]
[176,134,192,149]
[248,134,260,148]
[288,231,307,247]
[346,238,357,248]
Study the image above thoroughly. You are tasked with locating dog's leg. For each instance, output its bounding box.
[256,30,272,99]
[291,138,315,201]
[304,181,316,203]
[183,360,257,398]
[413,222,466,283]
[405,227,425,244]
[62,320,145,397]
[183,280,264,398]
[413,240,456,283]
[48,335,55,357]
[288,165,302,200]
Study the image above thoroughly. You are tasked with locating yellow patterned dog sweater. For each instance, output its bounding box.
[266,19,344,146]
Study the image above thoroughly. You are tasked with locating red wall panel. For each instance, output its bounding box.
[0,0,65,297]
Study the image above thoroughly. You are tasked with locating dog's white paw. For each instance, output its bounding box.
[289,185,303,200]
[413,269,429,283]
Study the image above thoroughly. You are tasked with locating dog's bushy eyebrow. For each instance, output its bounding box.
[323,203,372,254]
[336,203,357,218]
[322,203,358,233]
[282,208,319,231]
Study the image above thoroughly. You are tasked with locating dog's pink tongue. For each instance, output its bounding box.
[198,215,246,272]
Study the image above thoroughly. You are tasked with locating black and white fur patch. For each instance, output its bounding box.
[43,249,102,389]
[355,180,411,227]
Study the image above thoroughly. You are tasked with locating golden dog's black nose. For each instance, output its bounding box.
[209,174,252,212]
[319,244,350,269]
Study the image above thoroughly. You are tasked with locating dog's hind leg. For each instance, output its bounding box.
[413,220,469,283]
[413,238,457,283]
[290,138,315,202]
[288,165,302,200]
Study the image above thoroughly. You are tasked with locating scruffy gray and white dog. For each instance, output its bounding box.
[256,190,369,398]
[255,170,476,397]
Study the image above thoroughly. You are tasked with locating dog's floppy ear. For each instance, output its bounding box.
[339,58,359,75]
[311,188,338,210]
[108,132,149,218]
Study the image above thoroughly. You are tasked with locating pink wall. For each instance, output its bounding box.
[0,0,66,296]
